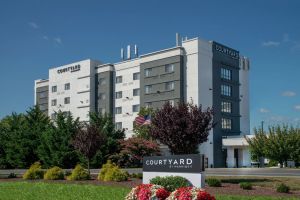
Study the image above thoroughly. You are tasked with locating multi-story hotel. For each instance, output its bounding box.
[35,34,250,168]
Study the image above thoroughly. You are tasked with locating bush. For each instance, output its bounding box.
[8,173,17,178]
[206,178,221,187]
[276,183,290,193]
[67,164,90,181]
[98,160,128,182]
[125,184,170,200]
[23,162,44,180]
[44,166,64,180]
[150,176,191,192]
[130,173,143,179]
[240,182,252,190]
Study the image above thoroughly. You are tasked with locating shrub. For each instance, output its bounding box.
[8,173,17,178]
[206,178,221,187]
[125,184,170,200]
[130,173,143,179]
[23,162,44,180]
[276,183,290,193]
[150,176,191,192]
[67,164,90,181]
[44,166,64,180]
[167,187,215,200]
[240,182,252,190]
[98,160,128,182]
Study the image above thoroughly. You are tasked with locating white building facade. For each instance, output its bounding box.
[35,35,250,168]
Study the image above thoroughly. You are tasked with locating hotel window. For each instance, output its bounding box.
[39,104,46,110]
[221,118,232,130]
[132,104,140,112]
[115,91,122,99]
[115,122,122,130]
[165,81,175,91]
[65,83,70,90]
[115,107,122,114]
[51,113,57,120]
[39,92,47,98]
[145,102,152,108]
[221,68,232,80]
[133,72,140,80]
[133,88,140,96]
[165,64,174,73]
[145,85,152,94]
[144,68,152,77]
[64,97,70,104]
[116,76,123,83]
[98,93,106,100]
[51,99,57,106]
[98,108,106,115]
[99,78,106,85]
[51,85,57,93]
[221,101,232,113]
[221,85,232,96]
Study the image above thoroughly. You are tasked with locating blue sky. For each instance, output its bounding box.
[0,0,299,131]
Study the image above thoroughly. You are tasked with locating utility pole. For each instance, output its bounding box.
[261,121,264,133]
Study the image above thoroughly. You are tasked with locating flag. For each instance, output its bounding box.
[135,115,151,126]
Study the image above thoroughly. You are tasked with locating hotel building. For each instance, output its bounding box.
[34,34,250,168]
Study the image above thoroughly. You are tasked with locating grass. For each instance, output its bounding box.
[0,181,299,200]
[207,176,300,191]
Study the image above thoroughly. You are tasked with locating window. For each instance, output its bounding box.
[132,104,140,112]
[39,92,47,98]
[115,91,122,99]
[99,78,106,85]
[39,104,46,110]
[51,113,57,120]
[51,99,57,106]
[145,102,152,108]
[133,88,140,96]
[133,72,140,80]
[98,93,106,100]
[115,107,122,114]
[116,76,123,83]
[98,108,106,115]
[221,68,232,80]
[165,64,174,73]
[221,85,232,96]
[63,111,70,117]
[144,68,152,77]
[64,97,70,104]
[115,122,122,130]
[145,85,152,94]
[165,81,175,91]
[65,83,70,90]
[222,118,232,130]
[51,86,57,93]
[221,101,232,113]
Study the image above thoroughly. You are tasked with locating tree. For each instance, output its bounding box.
[110,137,160,167]
[289,127,300,164]
[245,128,267,167]
[89,112,125,168]
[37,112,81,168]
[72,124,106,174]
[150,102,214,154]
[133,107,154,139]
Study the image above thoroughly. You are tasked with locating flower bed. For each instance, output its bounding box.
[125,184,170,200]
[125,184,215,200]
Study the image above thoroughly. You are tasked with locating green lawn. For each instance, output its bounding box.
[0,181,298,200]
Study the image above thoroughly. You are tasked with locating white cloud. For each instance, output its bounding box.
[259,108,270,113]
[282,91,296,97]
[43,35,49,40]
[262,41,280,47]
[28,22,39,29]
[283,33,290,43]
[294,105,300,111]
[53,37,62,45]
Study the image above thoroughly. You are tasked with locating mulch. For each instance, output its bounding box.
[1,178,300,198]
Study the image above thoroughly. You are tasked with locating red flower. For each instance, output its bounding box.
[156,188,170,200]
[197,190,216,200]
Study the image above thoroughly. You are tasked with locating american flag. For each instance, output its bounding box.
[135,115,151,126]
